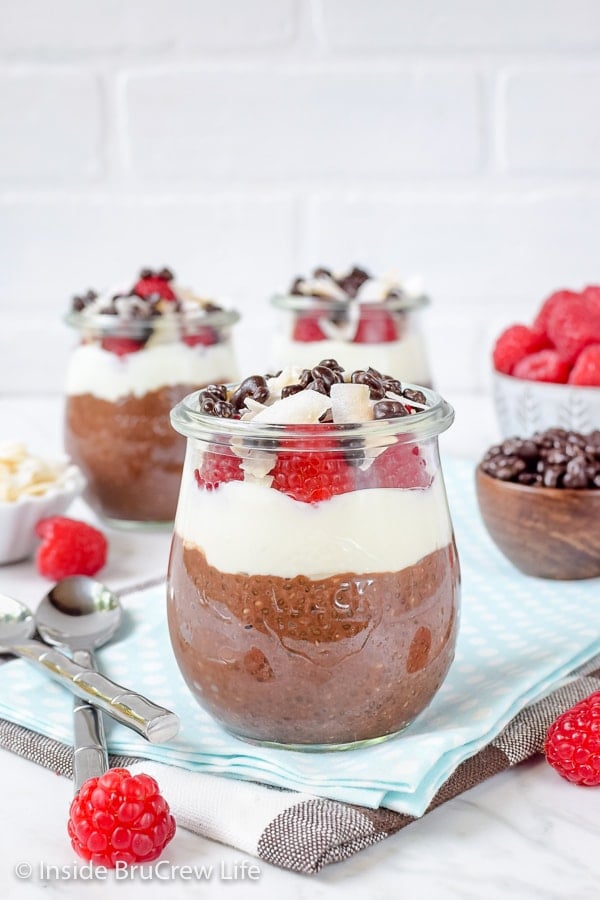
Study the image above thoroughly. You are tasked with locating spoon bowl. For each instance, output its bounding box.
[36,575,123,652]
[0,588,179,743]
[0,594,35,649]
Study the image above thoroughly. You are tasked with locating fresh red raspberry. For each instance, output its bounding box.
[492,324,549,375]
[353,306,397,343]
[533,289,579,339]
[182,327,217,347]
[101,337,146,356]
[68,768,176,867]
[355,442,431,490]
[512,349,571,383]
[568,343,600,386]
[547,295,600,364]
[292,313,326,342]
[35,516,108,581]
[544,691,600,786]
[132,275,176,302]
[194,452,244,490]
[271,451,354,503]
[583,285,600,317]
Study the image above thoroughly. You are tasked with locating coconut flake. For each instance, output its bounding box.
[266,366,305,400]
[297,278,347,301]
[240,397,268,421]
[330,383,374,424]
[251,390,331,424]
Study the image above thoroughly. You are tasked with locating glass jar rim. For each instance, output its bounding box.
[65,306,240,335]
[270,292,430,313]
[171,383,454,447]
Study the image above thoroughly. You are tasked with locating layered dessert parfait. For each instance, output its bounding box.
[168,360,459,749]
[270,266,432,384]
[64,267,240,526]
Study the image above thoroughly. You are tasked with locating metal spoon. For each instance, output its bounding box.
[36,577,120,791]
[0,590,179,748]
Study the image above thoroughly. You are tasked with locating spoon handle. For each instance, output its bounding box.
[72,648,109,793]
[13,639,179,744]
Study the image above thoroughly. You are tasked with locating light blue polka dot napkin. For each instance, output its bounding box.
[1,457,598,817]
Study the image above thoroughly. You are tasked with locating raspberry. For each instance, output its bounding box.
[68,768,176,867]
[356,441,431,490]
[353,306,397,343]
[271,451,354,503]
[132,275,176,302]
[101,337,146,356]
[194,452,243,490]
[35,516,108,581]
[568,343,600,386]
[544,691,600,786]
[533,289,579,339]
[292,313,326,342]
[182,327,217,347]
[583,285,600,317]
[512,349,571,384]
[547,295,600,364]
[492,324,549,375]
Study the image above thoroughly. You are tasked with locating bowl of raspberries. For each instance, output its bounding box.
[492,286,600,436]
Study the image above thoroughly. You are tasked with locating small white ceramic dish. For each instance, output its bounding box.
[492,370,600,438]
[0,466,85,565]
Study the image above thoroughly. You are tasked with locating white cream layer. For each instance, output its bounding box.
[270,332,431,384]
[66,342,238,402]
[176,474,452,579]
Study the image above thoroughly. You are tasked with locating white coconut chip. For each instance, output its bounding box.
[251,390,332,425]
[330,382,373,424]
[240,397,268,421]
[266,366,305,400]
[297,278,347,301]
[240,451,277,481]
[319,300,361,342]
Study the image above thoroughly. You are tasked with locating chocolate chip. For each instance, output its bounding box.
[281,383,304,399]
[337,266,370,298]
[213,400,236,418]
[311,365,344,390]
[402,388,426,405]
[543,466,562,488]
[373,400,409,419]
[229,375,269,412]
[481,427,600,489]
[319,358,345,373]
[350,369,386,400]
[307,378,329,395]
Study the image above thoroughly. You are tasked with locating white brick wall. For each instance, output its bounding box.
[1,0,600,399]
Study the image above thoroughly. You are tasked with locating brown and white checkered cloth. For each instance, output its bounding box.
[1,654,598,874]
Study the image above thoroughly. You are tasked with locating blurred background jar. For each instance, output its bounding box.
[64,267,240,529]
[270,265,432,386]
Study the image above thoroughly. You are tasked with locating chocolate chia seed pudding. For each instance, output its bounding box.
[66,383,227,523]
[168,535,459,746]
[167,359,460,748]
[64,267,239,526]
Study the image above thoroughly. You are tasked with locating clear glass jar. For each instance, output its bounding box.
[270,293,432,386]
[64,307,239,529]
[167,386,460,750]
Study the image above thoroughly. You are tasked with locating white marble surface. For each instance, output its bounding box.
[0,395,599,900]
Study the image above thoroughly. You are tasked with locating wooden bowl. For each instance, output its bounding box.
[475,465,600,580]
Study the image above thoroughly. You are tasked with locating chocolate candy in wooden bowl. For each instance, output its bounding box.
[475,429,600,580]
